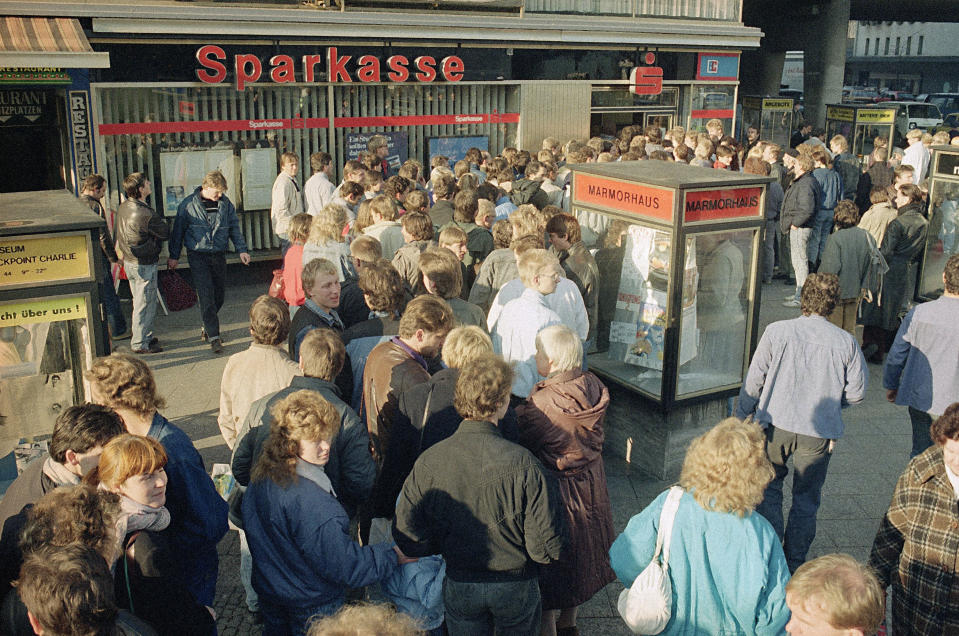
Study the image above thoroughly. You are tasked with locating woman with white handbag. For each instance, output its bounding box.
[609,418,791,635]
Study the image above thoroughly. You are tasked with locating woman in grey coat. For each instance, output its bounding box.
[819,200,875,337]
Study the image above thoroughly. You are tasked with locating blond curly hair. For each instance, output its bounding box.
[679,417,774,516]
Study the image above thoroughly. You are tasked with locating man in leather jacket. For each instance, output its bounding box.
[79,174,128,341]
[115,172,169,354]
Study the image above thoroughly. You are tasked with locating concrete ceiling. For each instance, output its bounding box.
[746,0,959,24]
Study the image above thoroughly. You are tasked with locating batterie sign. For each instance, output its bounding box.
[856,109,895,124]
[684,187,763,223]
[572,173,674,221]
[196,45,465,91]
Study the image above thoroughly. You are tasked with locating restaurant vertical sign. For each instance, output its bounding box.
[68,90,95,189]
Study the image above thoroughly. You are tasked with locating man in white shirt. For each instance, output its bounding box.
[487,270,588,342]
[489,249,562,400]
[304,151,336,216]
[271,151,303,253]
[902,128,930,184]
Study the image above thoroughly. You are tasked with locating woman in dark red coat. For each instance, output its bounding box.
[517,324,616,636]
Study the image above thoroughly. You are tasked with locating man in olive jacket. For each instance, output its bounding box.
[393,353,567,635]
[115,172,169,354]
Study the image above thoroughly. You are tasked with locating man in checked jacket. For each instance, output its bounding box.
[870,403,959,635]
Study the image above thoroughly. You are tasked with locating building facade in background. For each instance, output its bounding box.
[847,21,959,95]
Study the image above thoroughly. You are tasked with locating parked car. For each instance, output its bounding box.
[923,93,959,118]
[779,89,803,102]
[843,88,880,104]
[934,112,959,134]
[875,89,916,103]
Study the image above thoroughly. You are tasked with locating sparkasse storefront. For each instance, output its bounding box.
[77,4,760,250]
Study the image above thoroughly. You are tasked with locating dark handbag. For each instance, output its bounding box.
[269,268,286,300]
[158,270,198,312]
[227,485,245,530]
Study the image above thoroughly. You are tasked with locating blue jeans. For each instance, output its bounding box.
[123,261,158,350]
[239,530,259,612]
[807,208,833,265]
[757,425,833,573]
[789,227,812,300]
[763,220,778,282]
[443,577,542,636]
[100,261,126,336]
[909,406,934,458]
[259,597,343,636]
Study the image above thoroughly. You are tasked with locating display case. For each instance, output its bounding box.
[918,145,959,301]
[824,104,897,167]
[571,161,771,409]
[740,96,794,148]
[0,191,110,462]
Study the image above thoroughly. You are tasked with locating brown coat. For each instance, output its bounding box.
[870,444,959,635]
[362,339,430,465]
[516,369,615,609]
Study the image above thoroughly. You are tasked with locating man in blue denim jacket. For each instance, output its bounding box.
[168,170,250,353]
[736,273,867,572]
[884,254,959,458]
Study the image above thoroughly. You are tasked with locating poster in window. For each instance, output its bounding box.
[241,148,278,211]
[159,149,239,216]
[607,225,698,371]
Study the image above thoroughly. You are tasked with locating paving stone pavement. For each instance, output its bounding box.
[134,262,909,635]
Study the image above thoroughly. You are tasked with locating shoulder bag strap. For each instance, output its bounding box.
[122,531,141,614]
[655,486,684,570]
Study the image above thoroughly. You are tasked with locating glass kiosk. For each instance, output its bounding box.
[570,161,770,477]
[824,104,897,166]
[918,145,959,301]
[0,191,109,485]
[740,96,794,148]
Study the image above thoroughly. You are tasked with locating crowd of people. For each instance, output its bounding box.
[3,119,959,636]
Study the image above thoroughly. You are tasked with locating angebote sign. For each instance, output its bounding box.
[196,45,466,91]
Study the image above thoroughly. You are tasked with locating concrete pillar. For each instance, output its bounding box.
[740,48,787,97]
[802,0,850,128]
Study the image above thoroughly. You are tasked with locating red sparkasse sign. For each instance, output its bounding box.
[572,173,674,221]
[683,187,763,222]
[196,45,466,91]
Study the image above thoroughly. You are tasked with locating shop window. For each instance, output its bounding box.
[688,85,735,135]
[94,83,519,251]
[587,220,756,399]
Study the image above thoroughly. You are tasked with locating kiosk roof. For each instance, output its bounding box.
[568,160,773,189]
[0,190,105,236]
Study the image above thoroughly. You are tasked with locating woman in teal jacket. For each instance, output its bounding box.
[609,418,791,635]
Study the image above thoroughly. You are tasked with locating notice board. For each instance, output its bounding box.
[427,136,489,169]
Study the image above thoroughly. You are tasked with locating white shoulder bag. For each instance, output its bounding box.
[617,486,684,635]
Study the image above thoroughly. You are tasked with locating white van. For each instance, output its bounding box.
[886,101,943,140]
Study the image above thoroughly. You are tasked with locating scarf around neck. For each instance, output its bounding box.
[42,456,80,487]
[100,482,172,541]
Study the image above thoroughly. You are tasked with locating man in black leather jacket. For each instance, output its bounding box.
[780,155,822,308]
[115,172,169,354]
